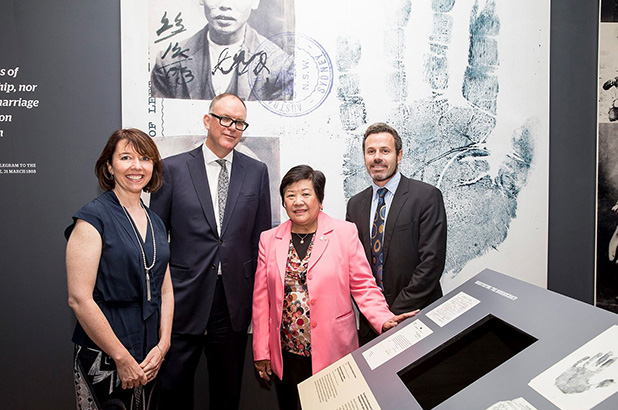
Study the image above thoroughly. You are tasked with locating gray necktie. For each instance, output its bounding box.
[215,159,229,227]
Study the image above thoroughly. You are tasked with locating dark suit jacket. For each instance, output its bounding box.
[150,146,271,335]
[346,174,447,314]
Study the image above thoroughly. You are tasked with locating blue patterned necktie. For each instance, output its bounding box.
[371,187,388,289]
[215,159,229,227]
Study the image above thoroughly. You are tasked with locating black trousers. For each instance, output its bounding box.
[157,277,248,410]
[274,351,312,410]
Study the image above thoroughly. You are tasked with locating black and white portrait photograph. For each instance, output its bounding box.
[597,19,618,313]
[149,0,295,101]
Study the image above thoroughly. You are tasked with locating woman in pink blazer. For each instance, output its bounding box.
[252,165,415,409]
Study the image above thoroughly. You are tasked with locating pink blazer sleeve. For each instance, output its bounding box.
[346,223,393,333]
[252,233,271,362]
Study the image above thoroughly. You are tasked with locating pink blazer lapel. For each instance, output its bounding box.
[274,220,292,284]
[308,212,333,272]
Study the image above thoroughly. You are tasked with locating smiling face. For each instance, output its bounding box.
[107,139,154,196]
[283,179,322,233]
[202,0,259,44]
[364,132,402,187]
[204,94,247,158]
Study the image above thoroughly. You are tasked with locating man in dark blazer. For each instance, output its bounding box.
[346,122,447,346]
[150,93,271,409]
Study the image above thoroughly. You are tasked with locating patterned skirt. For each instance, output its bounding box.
[73,345,157,410]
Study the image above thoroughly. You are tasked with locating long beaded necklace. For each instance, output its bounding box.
[121,202,156,302]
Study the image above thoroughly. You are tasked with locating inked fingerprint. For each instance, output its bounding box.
[463,0,500,114]
[432,0,455,13]
[336,37,362,72]
[336,37,367,133]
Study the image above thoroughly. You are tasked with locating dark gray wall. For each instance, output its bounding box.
[548,0,598,303]
[0,0,599,408]
[0,1,121,409]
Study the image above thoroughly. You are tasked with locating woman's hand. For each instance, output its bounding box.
[115,353,148,389]
[140,344,167,383]
[382,309,420,332]
[254,359,272,381]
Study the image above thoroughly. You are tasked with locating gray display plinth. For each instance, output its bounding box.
[299,269,618,409]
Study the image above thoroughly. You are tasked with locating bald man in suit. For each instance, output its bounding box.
[150,93,271,409]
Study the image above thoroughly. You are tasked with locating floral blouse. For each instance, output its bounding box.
[280,235,315,357]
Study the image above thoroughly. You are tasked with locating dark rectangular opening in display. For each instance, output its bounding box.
[397,315,537,409]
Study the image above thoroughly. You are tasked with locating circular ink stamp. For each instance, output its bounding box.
[248,32,333,117]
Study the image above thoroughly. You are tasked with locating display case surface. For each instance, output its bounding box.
[299,269,618,409]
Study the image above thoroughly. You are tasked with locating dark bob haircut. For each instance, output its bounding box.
[363,122,403,155]
[279,165,326,205]
[94,128,164,193]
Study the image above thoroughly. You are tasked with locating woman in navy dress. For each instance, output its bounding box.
[66,129,173,409]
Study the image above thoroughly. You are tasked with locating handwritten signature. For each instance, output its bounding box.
[155,59,195,85]
[212,48,271,77]
[155,47,272,85]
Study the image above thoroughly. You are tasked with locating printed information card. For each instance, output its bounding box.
[298,354,381,410]
[362,319,433,371]
[426,291,480,327]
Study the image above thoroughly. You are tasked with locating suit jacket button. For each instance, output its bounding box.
[307,275,313,280]
[311,321,317,328]
[310,298,317,305]
[219,239,223,245]
[211,264,216,270]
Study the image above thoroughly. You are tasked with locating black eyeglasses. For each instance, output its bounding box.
[209,113,249,131]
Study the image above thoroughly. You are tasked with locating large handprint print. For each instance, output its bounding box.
[555,352,616,394]
[339,0,535,276]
